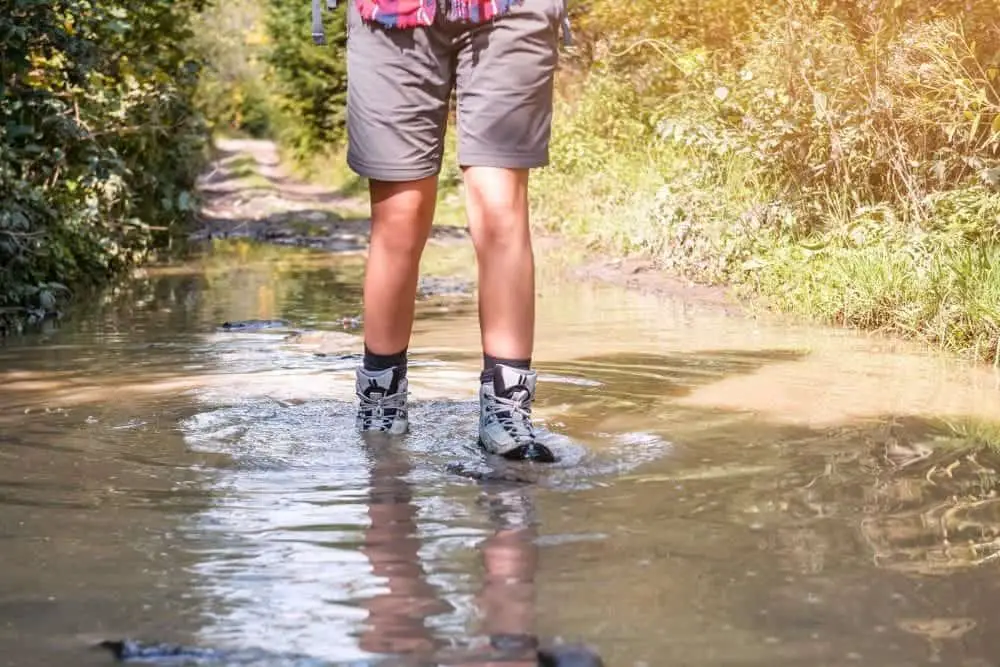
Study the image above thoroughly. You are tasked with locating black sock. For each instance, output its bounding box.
[363,345,407,373]
[480,354,531,385]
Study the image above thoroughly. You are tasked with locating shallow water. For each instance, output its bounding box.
[5,240,1000,667]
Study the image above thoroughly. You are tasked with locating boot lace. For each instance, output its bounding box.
[486,392,536,445]
[357,389,406,431]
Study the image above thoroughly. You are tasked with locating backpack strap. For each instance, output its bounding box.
[560,1,573,47]
[312,0,338,45]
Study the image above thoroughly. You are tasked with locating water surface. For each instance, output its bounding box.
[4,240,1000,666]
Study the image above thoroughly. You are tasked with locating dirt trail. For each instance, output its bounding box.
[197,138,360,221]
[192,137,468,253]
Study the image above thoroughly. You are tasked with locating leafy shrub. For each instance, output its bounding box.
[0,0,210,332]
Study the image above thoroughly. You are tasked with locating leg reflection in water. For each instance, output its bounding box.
[356,436,450,660]
[468,486,543,666]
[356,435,602,666]
[462,483,603,667]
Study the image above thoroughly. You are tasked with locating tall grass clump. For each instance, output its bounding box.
[537,0,1000,362]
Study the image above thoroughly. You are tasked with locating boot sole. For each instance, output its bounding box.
[478,438,557,464]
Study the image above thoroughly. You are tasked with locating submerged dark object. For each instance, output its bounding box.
[98,639,603,666]
[446,461,537,484]
[100,640,216,661]
[218,319,292,332]
[538,644,605,667]
[489,636,603,667]
[98,639,330,665]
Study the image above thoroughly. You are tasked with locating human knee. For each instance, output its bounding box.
[465,168,530,249]
[369,178,436,257]
[371,214,427,258]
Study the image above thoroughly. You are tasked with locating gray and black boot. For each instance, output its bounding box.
[355,366,409,435]
[478,364,555,462]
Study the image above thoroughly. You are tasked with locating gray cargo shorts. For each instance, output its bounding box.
[345,0,564,182]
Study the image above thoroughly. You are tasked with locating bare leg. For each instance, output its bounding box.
[464,166,553,461]
[463,167,535,361]
[362,176,438,355]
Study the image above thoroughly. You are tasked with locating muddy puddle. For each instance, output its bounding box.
[5,238,1000,667]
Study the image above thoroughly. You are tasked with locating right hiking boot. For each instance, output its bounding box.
[478,364,556,463]
[355,366,409,435]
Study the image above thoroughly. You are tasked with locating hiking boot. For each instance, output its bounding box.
[355,366,409,435]
[478,364,555,462]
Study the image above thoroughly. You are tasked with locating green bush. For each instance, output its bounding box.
[1,0,210,332]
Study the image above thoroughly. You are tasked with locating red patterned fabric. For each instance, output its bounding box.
[355,0,523,28]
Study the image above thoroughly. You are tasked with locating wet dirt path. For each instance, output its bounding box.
[3,139,1000,667]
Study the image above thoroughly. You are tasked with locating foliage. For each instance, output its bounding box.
[190,0,273,137]
[192,0,350,167]
[535,0,1000,363]
[1,0,210,332]
[262,0,348,165]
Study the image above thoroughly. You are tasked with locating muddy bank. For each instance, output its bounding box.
[563,253,738,311]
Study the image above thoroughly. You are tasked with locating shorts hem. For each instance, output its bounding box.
[346,154,442,182]
[457,151,550,170]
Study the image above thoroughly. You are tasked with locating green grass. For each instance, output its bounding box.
[532,140,1000,366]
[745,238,1000,363]
[529,63,1000,367]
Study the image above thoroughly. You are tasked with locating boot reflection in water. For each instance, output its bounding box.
[475,487,542,666]
[357,435,603,666]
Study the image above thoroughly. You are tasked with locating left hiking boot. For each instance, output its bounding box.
[478,364,555,463]
[355,366,409,435]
